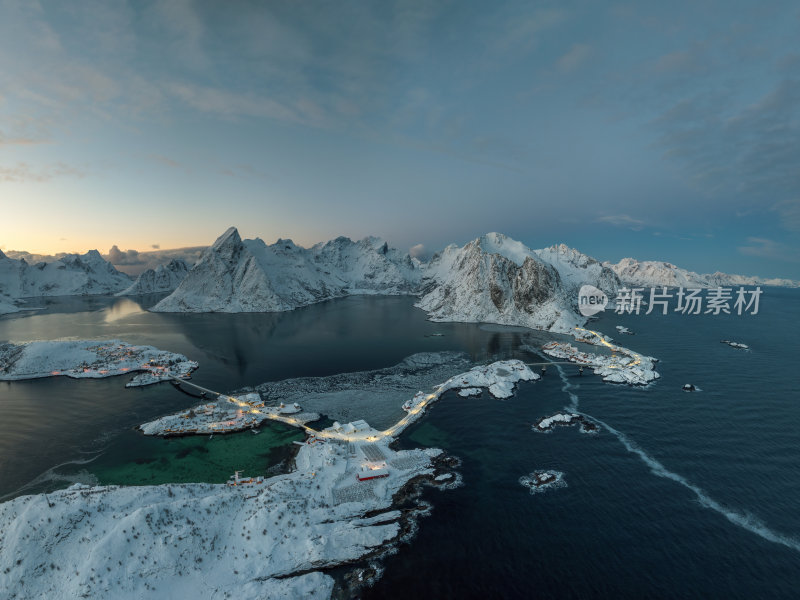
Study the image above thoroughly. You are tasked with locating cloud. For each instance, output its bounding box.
[408,243,428,259]
[597,214,646,230]
[106,245,145,266]
[3,250,69,263]
[111,246,207,276]
[738,237,800,262]
[149,154,183,169]
[165,82,308,125]
[151,244,160,249]
[488,9,568,55]
[0,131,47,146]
[217,164,268,179]
[556,44,592,73]
[0,162,85,183]
[651,78,800,205]
[772,199,800,232]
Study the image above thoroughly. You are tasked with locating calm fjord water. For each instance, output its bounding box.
[1,290,799,598]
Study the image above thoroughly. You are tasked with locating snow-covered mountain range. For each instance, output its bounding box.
[151,227,423,313]
[152,229,614,332]
[2,229,795,322]
[0,249,131,314]
[604,258,800,289]
[118,259,189,295]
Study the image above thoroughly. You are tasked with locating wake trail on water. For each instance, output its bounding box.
[554,364,800,554]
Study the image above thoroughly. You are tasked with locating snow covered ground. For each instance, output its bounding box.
[0,357,540,599]
[0,294,20,316]
[0,340,197,385]
[0,440,442,599]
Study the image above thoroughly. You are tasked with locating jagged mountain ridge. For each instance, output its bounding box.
[153,229,600,331]
[151,228,424,313]
[0,249,131,313]
[118,259,190,296]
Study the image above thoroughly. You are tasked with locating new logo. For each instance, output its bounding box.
[578,285,608,316]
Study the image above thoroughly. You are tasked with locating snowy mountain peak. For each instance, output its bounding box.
[153,227,422,313]
[212,226,241,249]
[417,233,579,331]
[474,232,534,267]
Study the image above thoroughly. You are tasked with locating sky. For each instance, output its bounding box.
[0,0,798,278]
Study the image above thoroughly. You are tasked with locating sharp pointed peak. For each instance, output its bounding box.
[212,227,241,249]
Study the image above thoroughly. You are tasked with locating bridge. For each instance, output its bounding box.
[159,326,621,442]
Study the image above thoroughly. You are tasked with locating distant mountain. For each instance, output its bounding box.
[417,233,582,331]
[151,227,423,313]
[118,259,190,296]
[604,258,800,289]
[0,249,131,313]
[533,243,620,295]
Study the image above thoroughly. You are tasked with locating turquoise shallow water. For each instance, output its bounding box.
[1,289,799,597]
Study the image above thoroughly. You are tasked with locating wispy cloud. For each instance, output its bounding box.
[738,237,800,262]
[0,162,85,183]
[597,214,646,230]
[149,154,183,169]
[0,131,48,146]
[556,44,592,72]
[772,199,800,231]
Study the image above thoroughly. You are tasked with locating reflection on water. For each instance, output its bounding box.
[104,297,147,323]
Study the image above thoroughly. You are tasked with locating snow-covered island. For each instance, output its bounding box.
[140,393,321,436]
[0,359,538,598]
[519,471,566,494]
[721,340,749,350]
[533,412,598,434]
[0,340,197,386]
[539,328,659,385]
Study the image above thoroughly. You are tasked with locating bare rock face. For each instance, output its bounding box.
[416,234,579,332]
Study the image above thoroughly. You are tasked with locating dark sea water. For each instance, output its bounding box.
[0,295,527,498]
[1,290,799,598]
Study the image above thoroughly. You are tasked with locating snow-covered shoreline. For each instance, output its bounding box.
[535,327,659,386]
[0,358,539,599]
[0,340,197,385]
